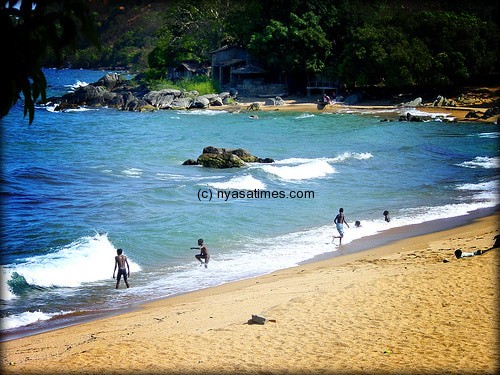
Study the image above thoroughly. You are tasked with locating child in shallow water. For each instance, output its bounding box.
[191,238,210,268]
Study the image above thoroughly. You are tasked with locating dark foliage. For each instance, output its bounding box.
[0,0,100,123]
[1,0,499,123]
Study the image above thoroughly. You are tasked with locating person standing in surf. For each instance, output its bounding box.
[383,210,391,222]
[191,238,210,268]
[113,248,130,289]
[333,208,350,245]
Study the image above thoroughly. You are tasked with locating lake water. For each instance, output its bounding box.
[1,68,498,338]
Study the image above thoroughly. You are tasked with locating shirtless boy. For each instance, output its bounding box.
[333,207,350,245]
[113,248,130,288]
[191,238,210,268]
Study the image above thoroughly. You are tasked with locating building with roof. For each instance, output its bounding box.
[168,61,211,81]
[209,45,249,87]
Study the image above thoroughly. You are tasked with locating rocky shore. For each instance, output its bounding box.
[44,72,500,124]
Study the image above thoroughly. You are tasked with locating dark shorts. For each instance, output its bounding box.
[117,268,128,281]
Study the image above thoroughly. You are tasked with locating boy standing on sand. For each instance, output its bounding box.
[333,208,350,245]
[113,248,130,289]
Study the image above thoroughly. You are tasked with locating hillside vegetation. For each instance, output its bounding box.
[41,0,500,94]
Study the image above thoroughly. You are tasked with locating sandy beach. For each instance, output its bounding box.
[2,211,498,374]
[226,92,500,124]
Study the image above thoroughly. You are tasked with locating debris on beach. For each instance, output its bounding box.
[248,314,277,325]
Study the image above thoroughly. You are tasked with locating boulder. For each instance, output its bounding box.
[184,147,274,168]
[62,85,108,106]
[247,102,260,111]
[197,152,245,168]
[398,112,427,122]
[399,97,422,107]
[433,95,457,107]
[170,97,193,110]
[275,96,285,105]
[94,73,122,90]
[231,148,259,162]
[210,96,224,106]
[481,107,499,119]
[143,89,180,108]
[264,97,285,106]
[465,110,480,119]
[182,159,199,165]
[192,96,210,109]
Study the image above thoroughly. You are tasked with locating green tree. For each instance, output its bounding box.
[336,8,498,89]
[338,25,416,87]
[0,0,100,124]
[147,2,232,78]
[405,11,496,86]
[248,12,331,90]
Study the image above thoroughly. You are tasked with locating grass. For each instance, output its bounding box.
[146,76,220,95]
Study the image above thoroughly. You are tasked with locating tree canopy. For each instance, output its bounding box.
[141,0,500,91]
[0,0,100,124]
[248,12,332,90]
[1,0,499,123]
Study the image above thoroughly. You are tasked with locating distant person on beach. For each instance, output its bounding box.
[113,248,130,289]
[333,208,350,245]
[454,235,499,259]
[383,210,391,222]
[355,220,361,227]
[323,93,332,105]
[454,249,485,258]
[191,238,210,268]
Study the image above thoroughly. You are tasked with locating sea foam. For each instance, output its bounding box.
[260,159,335,180]
[207,174,266,190]
[0,310,69,331]
[457,156,499,169]
[2,233,141,293]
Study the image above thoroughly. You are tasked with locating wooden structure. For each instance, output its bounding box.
[210,45,248,87]
[306,81,338,97]
[230,64,266,86]
[168,61,211,81]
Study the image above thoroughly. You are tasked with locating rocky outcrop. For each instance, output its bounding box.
[183,147,275,168]
[45,73,238,112]
[399,97,422,107]
[143,89,180,108]
[264,96,286,106]
[466,107,500,120]
[432,95,458,107]
[398,112,426,122]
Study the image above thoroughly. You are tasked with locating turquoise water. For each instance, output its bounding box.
[1,69,498,336]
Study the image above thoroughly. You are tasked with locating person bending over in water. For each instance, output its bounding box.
[333,208,350,245]
[113,248,130,289]
[191,238,210,268]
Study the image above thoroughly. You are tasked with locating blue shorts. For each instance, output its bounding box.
[336,223,344,237]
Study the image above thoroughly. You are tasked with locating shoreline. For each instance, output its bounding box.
[2,206,497,343]
[304,205,500,264]
[217,96,500,124]
[2,210,498,373]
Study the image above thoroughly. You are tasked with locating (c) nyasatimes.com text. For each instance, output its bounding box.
[197,188,315,202]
